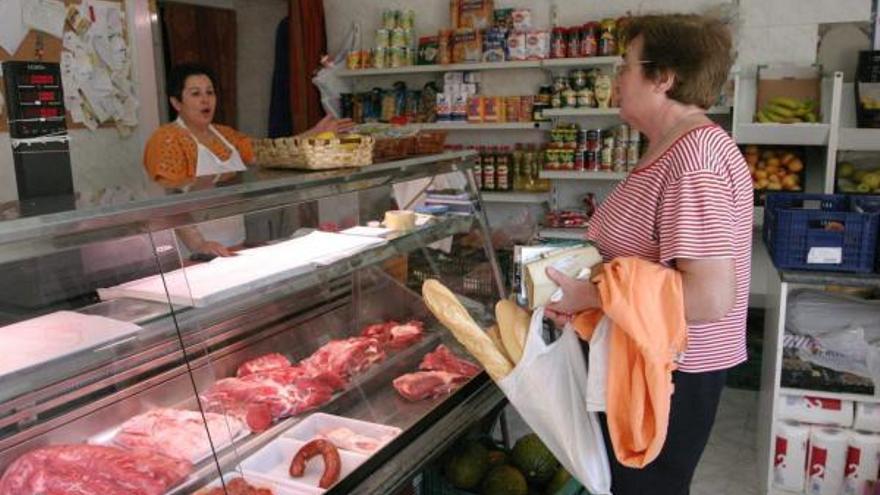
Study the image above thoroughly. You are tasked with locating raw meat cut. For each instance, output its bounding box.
[242,365,346,392]
[112,408,245,463]
[361,320,424,349]
[202,376,334,430]
[393,371,470,401]
[0,444,191,495]
[236,353,291,377]
[419,344,481,377]
[319,427,394,455]
[196,477,273,495]
[300,337,385,380]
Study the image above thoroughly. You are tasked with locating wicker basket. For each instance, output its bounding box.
[416,130,448,154]
[374,135,418,162]
[297,134,375,169]
[252,137,305,169]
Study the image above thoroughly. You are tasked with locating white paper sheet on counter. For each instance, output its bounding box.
[98,232,387,308]
[0,311,142,378]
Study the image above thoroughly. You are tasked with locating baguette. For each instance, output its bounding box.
[486,324,514,367]
[495,300,530,364]
[421,279,512,380]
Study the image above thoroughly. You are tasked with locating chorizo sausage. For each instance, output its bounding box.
[289,438,342,489]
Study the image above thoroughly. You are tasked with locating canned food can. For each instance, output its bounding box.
[406,47,416,66]
[375,29,390,49]
[586,129,601,151]
[403,29,414,48]
[600,147,613,170]
[613,146,626,172]
[574,150,585,171]
[400,9,415,30]
[545,150,559,170]
[391,28,407,48]
[382,9,398,30]
[390,47,406,67]
[577,129,588,147]
[373,48,388,68]
[627,143,640,169]
[615,124,630,143]
[603,136,616,151]
[585,150,598,171]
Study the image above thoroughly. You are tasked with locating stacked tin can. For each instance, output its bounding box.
[374,9,416,68]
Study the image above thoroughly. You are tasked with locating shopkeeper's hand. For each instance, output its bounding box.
[544,267,600,327]
[194,240,236,258]
[310,115,355,135]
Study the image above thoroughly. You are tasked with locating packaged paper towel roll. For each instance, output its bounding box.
[854,403,880,433]
[843,430,880,495]
[807,427,848,495]
[779,394,854,427]
[773,420,811,492]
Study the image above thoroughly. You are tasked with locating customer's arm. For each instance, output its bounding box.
[676,257,736,323]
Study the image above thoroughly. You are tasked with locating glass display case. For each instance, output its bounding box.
[0,150,507,494]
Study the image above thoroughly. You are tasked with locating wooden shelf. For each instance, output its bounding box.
[538,228,588,240]
[779,387,880,404]
[542,108,621,118]
[338,60,542,77]
[837,127,880,151]
[540,170,628,180]
[480,192,550,204]
[734,123,831,146]
[541,56,622,68]
[414,122,550,131]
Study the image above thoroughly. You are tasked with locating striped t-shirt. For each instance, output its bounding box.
[586,124,753,372]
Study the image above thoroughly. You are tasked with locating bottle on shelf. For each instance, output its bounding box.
[482,145,496,191]
[496,146,511,191]
[512,144,525,192]
[471,145,482,190]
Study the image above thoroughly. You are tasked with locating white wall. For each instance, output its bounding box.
[0,0,286,204]
[235,0,289,138]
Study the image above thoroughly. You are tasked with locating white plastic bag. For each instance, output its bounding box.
[498,308,612,494]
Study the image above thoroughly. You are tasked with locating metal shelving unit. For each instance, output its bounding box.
[480,192,550,204]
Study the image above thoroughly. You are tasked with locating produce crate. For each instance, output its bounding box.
[856,50,880,128]
[763,193,880,273]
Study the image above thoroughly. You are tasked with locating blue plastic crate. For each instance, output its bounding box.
[763,193,880,273]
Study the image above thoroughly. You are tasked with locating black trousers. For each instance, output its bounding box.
[598,369,727,495]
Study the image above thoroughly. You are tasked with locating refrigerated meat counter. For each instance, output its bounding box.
[0,151,507,495]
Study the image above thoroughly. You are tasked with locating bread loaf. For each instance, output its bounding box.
[486,324,514,368]
[422,279,512,380]
[495,300,530,364]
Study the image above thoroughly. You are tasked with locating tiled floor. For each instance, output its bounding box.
[692,387,761,495]
[504,386,762,494]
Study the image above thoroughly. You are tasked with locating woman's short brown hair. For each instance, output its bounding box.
[621,14,733,109]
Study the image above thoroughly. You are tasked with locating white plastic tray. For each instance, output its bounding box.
[198,472,321,495]
[241,438,367,493]
[283,413,401,456]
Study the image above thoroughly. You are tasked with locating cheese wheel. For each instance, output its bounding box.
[384,210,416,231]
[421,279,512,381]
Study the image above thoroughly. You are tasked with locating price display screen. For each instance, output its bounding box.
[18,90,57,103]
[21,107,62,118]
[27,74,56,85]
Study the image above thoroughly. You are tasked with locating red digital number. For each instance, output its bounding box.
[29,74,55,85]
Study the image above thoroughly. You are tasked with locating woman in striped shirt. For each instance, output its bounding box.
[546,14,753,495]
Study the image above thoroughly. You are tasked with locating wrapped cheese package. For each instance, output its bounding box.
[523,246,602,309]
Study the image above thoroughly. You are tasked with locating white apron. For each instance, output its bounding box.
[177,118,248,248]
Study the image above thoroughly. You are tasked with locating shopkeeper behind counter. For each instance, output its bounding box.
[143,63,352,257]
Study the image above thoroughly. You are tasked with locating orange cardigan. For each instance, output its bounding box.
[143,123,255,188]
[572,257,688,469]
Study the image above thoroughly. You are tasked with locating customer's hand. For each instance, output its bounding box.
[311,115,355,135]
[544,267,599,321]
[195,241,236,258]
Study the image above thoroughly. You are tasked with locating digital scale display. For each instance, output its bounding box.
[18,90,58,103]
[21,107,62,119]
[27,74,56,85]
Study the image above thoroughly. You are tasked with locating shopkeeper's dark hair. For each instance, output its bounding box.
[621,14,733,109]
[167,63,217,100]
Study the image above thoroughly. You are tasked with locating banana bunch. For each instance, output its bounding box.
[755,97,818,124]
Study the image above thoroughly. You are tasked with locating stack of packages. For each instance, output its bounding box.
[418,4,549,66]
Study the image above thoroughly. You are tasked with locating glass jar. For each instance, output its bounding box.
[551,27,567,58]
[598,19,617,57]
[580,22,599,57]
[570,69,588,90]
